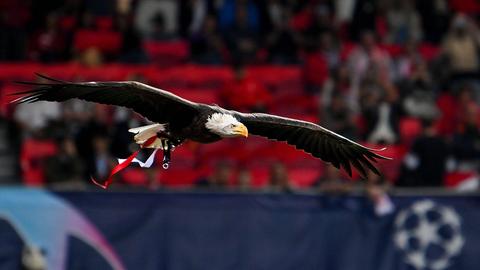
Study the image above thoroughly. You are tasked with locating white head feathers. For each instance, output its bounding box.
[205,113,248,138]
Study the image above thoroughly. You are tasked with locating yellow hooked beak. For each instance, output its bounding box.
[233,123,249,138]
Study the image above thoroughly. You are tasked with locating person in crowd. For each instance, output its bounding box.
[88,134,116,182]
[220,63,271,112]
[178,0,210,38]
[218,0,259,31]
[224,4,260,63]
[118,13,149,63]
[451,101,480,172]
[397,118,450,187]
[265,7,299,64]
[321,91,357,140]
[313,163,352,194]
[347,31,392,88]
[236,167,251,190]
[77,47,104,68]
[29,13,68,62]
[196,161,232,188]
[135,0,178,39]
[189,15,226,64]
[365,170,395,216]
[361,77,402,144]
[45,137,85,188]
[0,0,29,61]
[416,0,449,43]
[385,0,422,44]
[267,162,291,191]
[442,14,480,85]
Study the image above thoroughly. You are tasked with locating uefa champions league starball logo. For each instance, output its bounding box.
[394,200,464,270]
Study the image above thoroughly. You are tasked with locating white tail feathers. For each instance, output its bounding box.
[128,123,166,149]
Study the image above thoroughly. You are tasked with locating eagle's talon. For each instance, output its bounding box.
[161,139,172,170]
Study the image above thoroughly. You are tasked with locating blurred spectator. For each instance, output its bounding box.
[365,170,395,216]
[0,0,30,61]
[396,44,438,119]
[397,119,450,187]
[218,0,259,31]
[349,0,377,40]
[321,63,354,108]
[118,14,149,63]
[224,4,260,63]
[321,92,357,139]
[361,78,401,144]
[347,31,392,89]
[74,105,110,172]
[149,13,177,41]
[302,46,329,94]
[314,163,352,194]
[88,135,116,181]
[178,0,210,38]
[236,167,251,190]
[265,7,299,64]
[196,161,232,188]
[220,63,271,112]
[385,0,422,44]
[135,0,178,39]
[301,4,334,50]
[190,15,226,64]
[78,47,104,67]
[451,101,480,172]
[29,13,68,62]
[268,162,291,191]
[442,14,480,86]
[416,0,449,43]
[45,137,85,187]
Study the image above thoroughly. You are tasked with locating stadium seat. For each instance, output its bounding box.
[74,29,122,54]
[288,168,321,188]
[399,117,422,144]
[143,40,189,66]
[95,17,114,31]
[169,88,219,105]
[444,171,478,188]
[249,168,270,187]
[20,139,58,186]
[158,167,205,187]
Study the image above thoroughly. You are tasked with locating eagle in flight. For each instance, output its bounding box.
[13,74,390,180]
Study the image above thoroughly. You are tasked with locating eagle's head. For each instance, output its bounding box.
[205,113,248,138]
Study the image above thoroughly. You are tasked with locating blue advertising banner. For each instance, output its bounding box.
[0,188,479,270]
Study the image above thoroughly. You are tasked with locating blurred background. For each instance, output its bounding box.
[1,0,480,270]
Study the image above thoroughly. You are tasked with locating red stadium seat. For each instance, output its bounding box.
[444,171,477,188]
[20,139,58,186]
[74,29,122,54]
[158,167,205,187]
[95,17,114,31]
[169,88,219,105]
[249,168,270,187]
[399,117,422,144]
[288,168,321,188]
[143,41,189,66]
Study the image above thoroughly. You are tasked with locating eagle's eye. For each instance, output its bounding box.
[229,124,235,128]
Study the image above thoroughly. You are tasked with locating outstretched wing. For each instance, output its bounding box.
[12,74,199,125]
[235,112,391,177]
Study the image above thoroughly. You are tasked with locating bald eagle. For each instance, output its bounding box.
[13,74,390,178]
